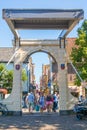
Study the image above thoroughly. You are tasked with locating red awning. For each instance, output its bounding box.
[0,88,8,94]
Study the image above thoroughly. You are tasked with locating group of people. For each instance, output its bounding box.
[24,91,59,113]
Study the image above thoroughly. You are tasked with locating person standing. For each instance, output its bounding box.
[22,94,27,108]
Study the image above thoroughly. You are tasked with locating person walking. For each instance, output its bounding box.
[52,92,58,112]
[39,92,46,113]
[46,92,53,113]
[26,91,34,113]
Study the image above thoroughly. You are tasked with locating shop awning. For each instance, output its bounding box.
[0,88,8,94]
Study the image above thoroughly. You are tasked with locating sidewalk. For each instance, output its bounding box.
[0,111,87,130]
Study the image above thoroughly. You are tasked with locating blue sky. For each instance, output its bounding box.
[0,0,87,47]
[0,0,87,83]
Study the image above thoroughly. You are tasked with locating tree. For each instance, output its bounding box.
[22,69,28,81]
[3,70,13,93]
[70,19,87,86]
[0,63,28,93]
[0,64,6,87]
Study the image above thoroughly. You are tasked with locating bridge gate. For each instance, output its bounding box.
[2,9,84,115]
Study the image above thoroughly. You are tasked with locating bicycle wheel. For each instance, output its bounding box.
[0,104,8,116]
[76,113,83,120]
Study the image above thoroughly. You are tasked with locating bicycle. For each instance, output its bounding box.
[0,103,8,116]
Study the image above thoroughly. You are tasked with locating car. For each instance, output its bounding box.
[73,99,87,120]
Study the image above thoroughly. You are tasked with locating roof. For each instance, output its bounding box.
[0,47,14,62]
[66,38,76,56]
[3,9,84,39]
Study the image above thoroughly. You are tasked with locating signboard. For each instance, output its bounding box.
[48,82,51,88]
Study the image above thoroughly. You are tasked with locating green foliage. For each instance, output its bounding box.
[0,63,5,71]
[3,70,13,93]
[0,64,13,93]
[71,19,87,85]
[22,69,28,81]
[0,64,6,85]
[0,63,28,93]
[74,75,81,86]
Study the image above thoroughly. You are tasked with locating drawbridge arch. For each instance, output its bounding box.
[2,9,84,115]
[24,49,57,64]
[18,40,59,63]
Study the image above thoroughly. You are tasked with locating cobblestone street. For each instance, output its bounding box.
[0,112,87,130]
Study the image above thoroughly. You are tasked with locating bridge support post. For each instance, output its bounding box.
[58,38,70,115]
[11,38,22,115]
[5,38,22,115]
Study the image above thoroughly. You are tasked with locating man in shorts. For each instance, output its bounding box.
[26,91,34,113]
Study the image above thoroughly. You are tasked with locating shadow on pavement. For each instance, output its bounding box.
[0,113,87,130]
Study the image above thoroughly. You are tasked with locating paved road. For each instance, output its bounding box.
[0,113,87,130]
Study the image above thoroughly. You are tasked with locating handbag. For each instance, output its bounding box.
[42,105,46,110]
[35,105,40,111]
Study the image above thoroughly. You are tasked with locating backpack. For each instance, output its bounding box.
[46,96,52,101]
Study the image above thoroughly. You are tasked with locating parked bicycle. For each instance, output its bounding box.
[73,99,87,120]
[0,103,8,116]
